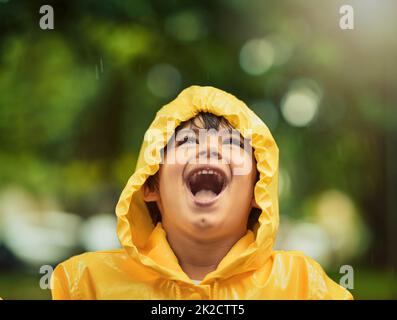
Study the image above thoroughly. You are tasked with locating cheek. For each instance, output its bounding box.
[165,146,197,165]
[230,173,256,200]
[158,164,185,203]
[160,164,181,184]
[228,148,255,177]
[228,149,257,201]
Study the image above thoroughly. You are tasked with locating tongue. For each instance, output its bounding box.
[194,189,218,202]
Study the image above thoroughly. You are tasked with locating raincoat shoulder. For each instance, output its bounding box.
[267,251,353,300]
[51,249,160,300]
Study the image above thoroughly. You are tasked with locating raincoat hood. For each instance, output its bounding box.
[115,85,279,284]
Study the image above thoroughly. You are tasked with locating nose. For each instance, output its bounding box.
[197,135,222,162]
[198,148,221,160]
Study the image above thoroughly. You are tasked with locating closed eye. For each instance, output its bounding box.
[176,135,198,146]
[223,137,244,148]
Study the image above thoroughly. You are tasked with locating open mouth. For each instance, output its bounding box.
[185,166,229,206]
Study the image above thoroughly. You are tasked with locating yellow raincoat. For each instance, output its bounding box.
[51,85,353,300]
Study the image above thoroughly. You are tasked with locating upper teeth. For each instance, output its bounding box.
[196,169,219,176]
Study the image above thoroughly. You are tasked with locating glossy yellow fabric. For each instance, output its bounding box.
[51,85,353,300]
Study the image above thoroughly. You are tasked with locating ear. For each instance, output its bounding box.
[251,195,260,209]
[142,183,160,202]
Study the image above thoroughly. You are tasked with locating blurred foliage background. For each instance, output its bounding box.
[0,0,396,299]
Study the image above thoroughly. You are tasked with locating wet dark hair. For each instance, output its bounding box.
[144,112,261,230]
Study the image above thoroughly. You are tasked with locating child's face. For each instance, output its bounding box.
[144,117,259,240]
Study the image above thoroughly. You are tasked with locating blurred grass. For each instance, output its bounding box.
[0,271,51,300]
[329,269,397,300]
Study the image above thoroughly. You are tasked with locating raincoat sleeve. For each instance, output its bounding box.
[305,256,353,300]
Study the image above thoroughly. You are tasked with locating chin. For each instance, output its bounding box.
[187,214,230,237]
[192,216,219,229]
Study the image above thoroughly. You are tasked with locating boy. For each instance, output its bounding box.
[52,85,353,299]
